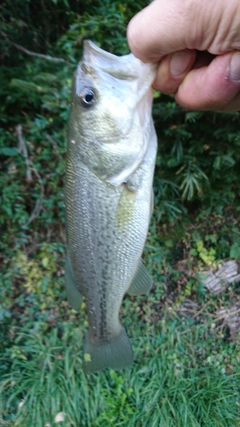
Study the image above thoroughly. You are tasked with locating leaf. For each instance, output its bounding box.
[42,257,49,268]
[84,353,92,362]
[0,147,18,156]
[230,242,240,260]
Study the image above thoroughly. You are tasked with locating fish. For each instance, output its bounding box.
[65,40,157,374]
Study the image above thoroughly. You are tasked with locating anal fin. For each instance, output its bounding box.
[65,253,82,311]
[127,259,152,296]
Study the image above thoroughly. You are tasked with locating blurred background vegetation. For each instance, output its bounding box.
[0,0,240,426]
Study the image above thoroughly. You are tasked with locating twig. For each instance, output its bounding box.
[26,167,45,226]
[192,300,213,319]
[214,307,240,322]
[27,197,43,226]
[73,33,86,47]
[46,134,60,156]
[16,125,45,225]
[178,307,240,335]
[1,30,65,63]
[16,125,32,183]
[12,42,66,63]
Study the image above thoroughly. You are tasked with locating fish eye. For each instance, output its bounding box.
[78,87,96,108]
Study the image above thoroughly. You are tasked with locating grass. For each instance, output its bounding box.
[1,210,240,426]
[1,2,240,425]
[1,311,239,427]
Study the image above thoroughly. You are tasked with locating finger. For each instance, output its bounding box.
[127,0,240,62]
[153,51,214,94]
[128,0,189,61]
[152,50,196,94]
[174,51,240,111]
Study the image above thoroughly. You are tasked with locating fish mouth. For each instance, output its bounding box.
[82,40,157,86]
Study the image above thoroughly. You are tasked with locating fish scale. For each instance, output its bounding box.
[65,40,157,373]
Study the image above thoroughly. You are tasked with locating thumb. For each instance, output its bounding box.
[128,0,196,61]
[127,0,240,62]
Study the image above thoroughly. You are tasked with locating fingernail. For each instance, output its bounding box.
[229,52,240,81]
[170,52,192,77]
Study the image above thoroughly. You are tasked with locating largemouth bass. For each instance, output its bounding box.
[65,40,157,373]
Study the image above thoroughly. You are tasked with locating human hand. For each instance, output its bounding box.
[127,0,240,112]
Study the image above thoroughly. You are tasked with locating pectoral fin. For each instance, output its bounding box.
[127,259,152,296]
[65,253,82,311]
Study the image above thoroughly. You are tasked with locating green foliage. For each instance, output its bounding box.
[153,101,240,220]
[191,240,217,267]
[230,241,240,259]
[1,1,240,426]
[93,370,134,425]
[1,320,239,426]
[1,0,240,228]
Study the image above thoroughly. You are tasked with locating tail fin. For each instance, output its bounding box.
[82,328,134,374]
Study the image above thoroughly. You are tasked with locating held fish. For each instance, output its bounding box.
[65,41,157,373]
